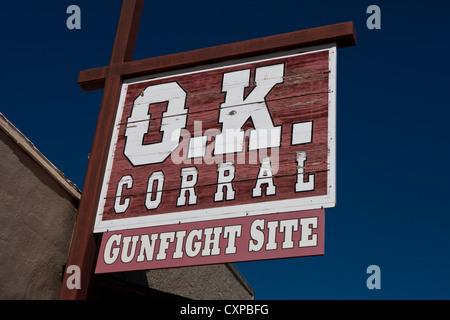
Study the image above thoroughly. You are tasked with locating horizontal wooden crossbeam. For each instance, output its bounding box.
[78,21,356,92]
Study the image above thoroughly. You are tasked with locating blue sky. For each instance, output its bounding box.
[1,0,449,299]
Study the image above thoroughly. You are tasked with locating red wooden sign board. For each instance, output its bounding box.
[96,209,324,273]
[60,0,356,300]
[94,46,336,233]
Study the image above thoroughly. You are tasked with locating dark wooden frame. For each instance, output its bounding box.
[60,0,356,300]
[79,21,356,92]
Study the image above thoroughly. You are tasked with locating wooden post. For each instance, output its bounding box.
[60,0,144,300]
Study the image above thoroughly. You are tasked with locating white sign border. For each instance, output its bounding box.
[94,43,337,233]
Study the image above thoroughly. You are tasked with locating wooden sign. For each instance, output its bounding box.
[96,209,324,273]
[60,0,355,297]
[94,45,336,233]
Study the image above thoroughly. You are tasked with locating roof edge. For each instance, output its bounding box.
[226,264,255,299]
[0,113,81,201]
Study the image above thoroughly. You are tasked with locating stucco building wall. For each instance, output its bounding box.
[0,123,78,299]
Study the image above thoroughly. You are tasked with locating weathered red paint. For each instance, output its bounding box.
[96,209,324,273]
[97,49,332,230]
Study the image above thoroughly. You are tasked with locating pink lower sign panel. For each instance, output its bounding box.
[95,209,324,273]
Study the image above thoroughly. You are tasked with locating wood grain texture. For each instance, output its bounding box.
[60,0,144,300]
[78,21,356,91]
[99,50,330,223]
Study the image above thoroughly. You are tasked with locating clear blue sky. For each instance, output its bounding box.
[1,0,449,299]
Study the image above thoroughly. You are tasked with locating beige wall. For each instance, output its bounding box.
[111,264,253,300]
[0,129,78,299]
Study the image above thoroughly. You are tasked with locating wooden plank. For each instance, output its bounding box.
[101,171,329,222]
[60,73,123,300]
[118,51,330,124]
[78,21,356,91]
[60,0,144,300]
[95,209,325,273]
[77,66,108,92]
[110,0,144,64]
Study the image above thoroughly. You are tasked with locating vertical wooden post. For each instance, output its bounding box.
[60,0,144,300]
